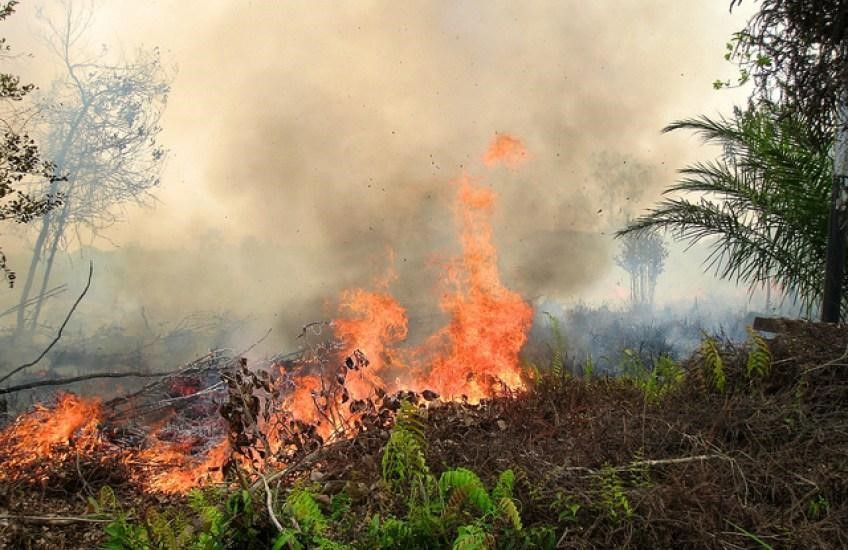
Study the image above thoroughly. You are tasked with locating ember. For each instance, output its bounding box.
[0,392,102,481]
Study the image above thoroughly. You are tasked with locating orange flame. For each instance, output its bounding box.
[334,133,533,403]
[0,393,101,474]
[0,133,534,494]
[139,439,230,494]
[483,133,529,168]
[425,174,532,400]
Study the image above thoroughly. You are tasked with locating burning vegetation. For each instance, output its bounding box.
[1,135,847,549]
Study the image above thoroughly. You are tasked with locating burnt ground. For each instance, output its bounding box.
[1,321,847,548]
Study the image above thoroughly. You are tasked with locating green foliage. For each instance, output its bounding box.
[582,353,595,379]
[366,515,415,548]
[285,483,327,536]
[87,485,118,515]
[382,401,430,500]
[440,468,493,515]
[369,417,534,549]
[491,469,515,502]
[103,513,152,550]
[596,465,632,523]
[746,327,772,378]
[807,494,830,520]
[498,498,523,531]
[452,523,490,549]
[728,521,775,550]
[543,312,568,379]
[103,487,260,550]
[701,336,726,393]
[619,106,833,316]
[621,350,683,403]
[550,492,581,523]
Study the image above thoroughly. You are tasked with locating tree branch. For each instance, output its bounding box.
[0,369,167,395]
[0,261,93,386]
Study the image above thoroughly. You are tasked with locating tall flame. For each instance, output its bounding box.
[334,133,533,402]
[425,174,532,400]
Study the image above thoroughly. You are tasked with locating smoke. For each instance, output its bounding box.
[1,1,756,349]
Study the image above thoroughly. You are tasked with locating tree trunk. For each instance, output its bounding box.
[822,96,848,323]
[13,210,53,342]
[13,95,91,338]
[29,202,70,331]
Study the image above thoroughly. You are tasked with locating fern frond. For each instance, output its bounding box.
[701,336,726,393]
[491,469,515,501]
[382,401,431,497]
[439,468,493,515]
[452,523,489,550]
[498,497,523,531]
[746,326,772,378]
[286,485,327,535]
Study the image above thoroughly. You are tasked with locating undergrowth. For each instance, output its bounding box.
[90,324,848,549]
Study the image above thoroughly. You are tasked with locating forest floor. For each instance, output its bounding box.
[1,321,847,548]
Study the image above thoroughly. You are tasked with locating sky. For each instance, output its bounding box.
[1,1,763,348]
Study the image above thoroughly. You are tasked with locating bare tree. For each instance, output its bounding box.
[616,232,668,312]
[14,0,170,340]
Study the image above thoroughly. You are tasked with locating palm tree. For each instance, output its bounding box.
[619,106,833,317]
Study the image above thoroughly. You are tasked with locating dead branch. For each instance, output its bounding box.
[297,321,331,339]
[0,284,67,319]
[119,381,225,417]
[0,514,114,525]
[103,349,232,409]
[0,370,168,395]
[556,453,727,476]
[0,261,93,386]
[803,343,848,374]
[249,444,331,492]
[260,472,284,532]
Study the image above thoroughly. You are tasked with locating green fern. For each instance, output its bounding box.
[746,326,772,378]
[597,464,632,522]
[452,523,490,550]
[88,485,118,514]
[271,528,303,550]
[367,515,414,548]
[622,352,682,402]
[491,469,515,501]
[701,335,726,393]
[285,484,327,536]
[382,402,431,498]
[498,497,522,531]
[544,312,568,379]
[439,468,493,515]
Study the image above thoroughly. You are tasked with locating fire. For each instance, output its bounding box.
[0,133,534,494]
[334,133,533,402]
[0,393,102,479]
[140,439,230,494]
[425,174,533,400]
[333,287,408,399]
[483,133,529,168]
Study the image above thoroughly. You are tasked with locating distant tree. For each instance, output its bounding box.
[14,0,170,339]
[619,107,830,316]
[615,231,668,311]
[0,1,62,287]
